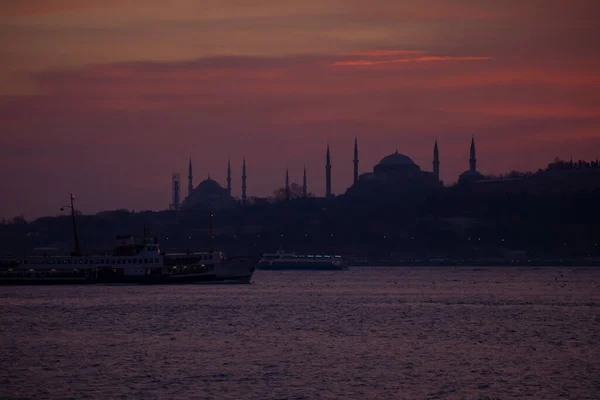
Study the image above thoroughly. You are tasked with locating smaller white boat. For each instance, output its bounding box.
[257,250,347,270]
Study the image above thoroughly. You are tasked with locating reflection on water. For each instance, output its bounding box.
[1,267,599,399]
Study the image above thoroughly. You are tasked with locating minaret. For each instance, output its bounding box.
[188,157,193,198]
[227,158,232,197]
[469,136,477,172]
[326,143,332,198]
[433,139,440,182]
[302,165,307,198]
[285,168,290,201]
[353,137,359,185]
[241,157,247,204]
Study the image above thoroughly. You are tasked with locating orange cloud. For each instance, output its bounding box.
[339,50,427,57]
[332,56,491,66]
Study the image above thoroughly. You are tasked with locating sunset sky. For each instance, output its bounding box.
[1,0,599,219]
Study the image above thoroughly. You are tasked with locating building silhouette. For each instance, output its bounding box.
[345,139,442,200]
[433,140,440,183]
[353,137,359,185]
[170,173,180,210]
[303,165,307,198]
[326,143,332,198]
[472,157,600,194]
[188,157,193,198]
[227,159,232,197]
[458,136,484,185]
[285,168,290,201]
[241,157,247,205]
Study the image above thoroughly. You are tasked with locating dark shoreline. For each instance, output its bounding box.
[350,260,599,267]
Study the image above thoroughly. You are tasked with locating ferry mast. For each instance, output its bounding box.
[60,193,82,256]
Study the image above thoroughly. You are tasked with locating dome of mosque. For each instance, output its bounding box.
[378,151,417,167]
[195,177,222,192]
[459,169,484,182]
[182,177,235,209]
[459,170,484,178]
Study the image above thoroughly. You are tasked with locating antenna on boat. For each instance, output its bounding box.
[60,193,82,257]
[209,210,214,254]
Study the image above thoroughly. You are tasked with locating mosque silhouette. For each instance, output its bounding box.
[177,138,483,210]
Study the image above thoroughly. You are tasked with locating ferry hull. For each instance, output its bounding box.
[0,273,219,285]
[212,257,256,283]
[0,277,92,285]
[0,258,256,285]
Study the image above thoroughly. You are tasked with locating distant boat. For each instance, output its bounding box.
[257,250,347,271]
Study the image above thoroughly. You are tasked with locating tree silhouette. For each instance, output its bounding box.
[272,183,314,201]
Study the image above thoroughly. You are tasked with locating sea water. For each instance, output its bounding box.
[1,267,598,399]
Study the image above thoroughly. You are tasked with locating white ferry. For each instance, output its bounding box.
[257,250,347,270]
[0,235,257,285]
[0,194,256,285]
